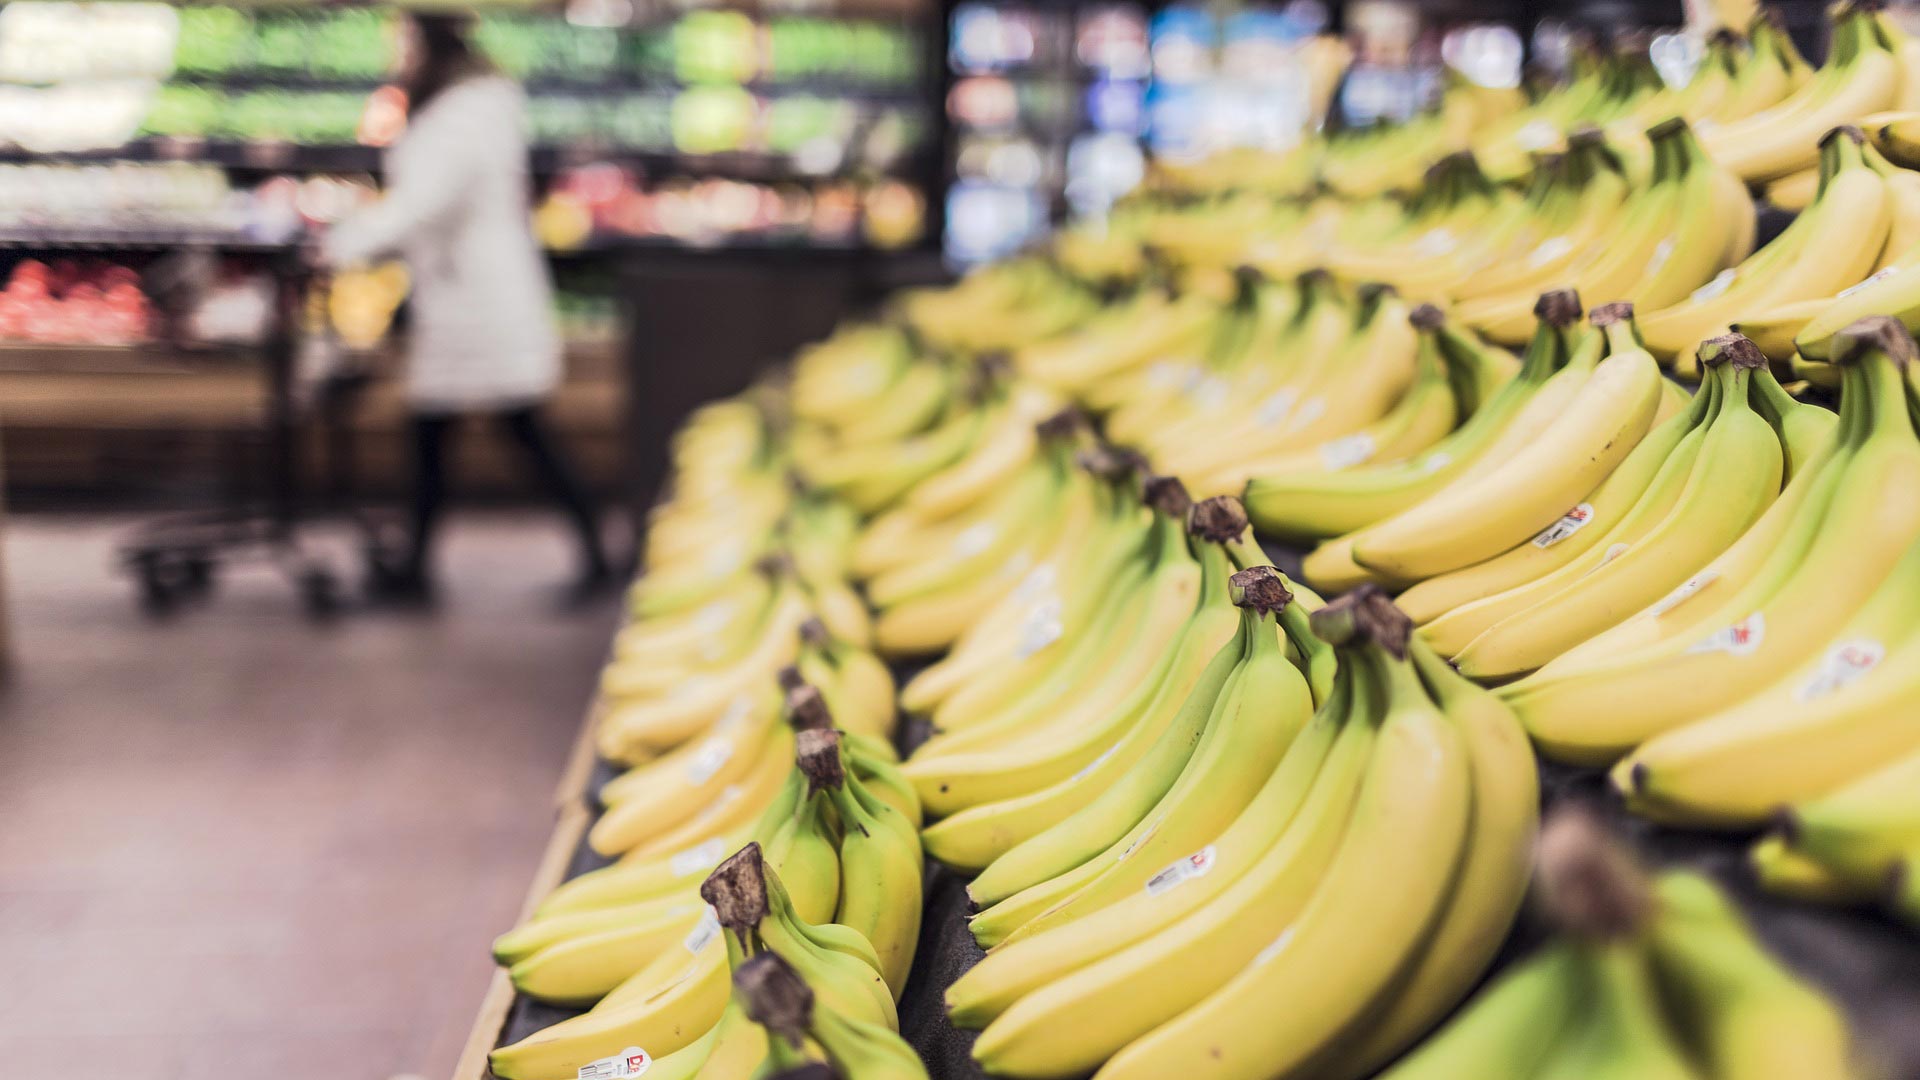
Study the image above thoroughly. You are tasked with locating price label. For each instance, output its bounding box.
[578,1048,650,1079]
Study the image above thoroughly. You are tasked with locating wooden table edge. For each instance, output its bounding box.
[451,694,604,1080]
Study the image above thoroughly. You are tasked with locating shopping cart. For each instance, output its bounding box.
[120,252,385,618]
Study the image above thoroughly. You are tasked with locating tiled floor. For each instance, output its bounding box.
[0,512,619,1080]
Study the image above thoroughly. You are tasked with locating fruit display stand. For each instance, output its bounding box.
[457,539,1920,1080]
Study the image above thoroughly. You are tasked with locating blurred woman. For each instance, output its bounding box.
[323,12,611,603]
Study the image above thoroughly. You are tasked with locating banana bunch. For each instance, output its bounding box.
[732,951,929,1080]
[1699,2,1911,184]
[1760,138,1920,364]
[1753,744,1920,921]
[1467,36,1668,183]
[1503,317,1920,782]
[953,586,1535,1080]
[1454,119,1752,345]
[850,405,1088,656]
[883,446,1155,732]
[896,257,1099,356]
[1296,292,1674,593]
[1013,281,1225,398]
[1385,808,1854,1080]
[491,714,921,1076]
[956,564,1325,953]
[1648,125,1899,376]
[488,822,855,1075]
[589,626,896,858]
[597,548,879,765]
[494,685,914,1006]
[628,396,795,622]
[1194,292,1518,496]
[791,361,1067,518]
[1243,296,1581,543]
[788,323,918,432]
[1406,324,1795,682]
[1111,278,1435,495]
[909,490,1265,867]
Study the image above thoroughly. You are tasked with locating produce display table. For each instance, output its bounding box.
[458,543,1920,1080]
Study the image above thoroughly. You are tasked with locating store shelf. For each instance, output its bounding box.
[0,140,930,184]
[459,540,1920,1080]
[0,225,296,254]
[0,342,261,375]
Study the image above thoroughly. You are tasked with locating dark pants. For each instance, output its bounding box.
[405,405,607,579]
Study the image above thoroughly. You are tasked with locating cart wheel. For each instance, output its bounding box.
[181,554,215,597]
[135,560,179,617]
[299,565,341,620]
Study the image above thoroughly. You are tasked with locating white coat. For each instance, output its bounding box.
[324,76,561,412]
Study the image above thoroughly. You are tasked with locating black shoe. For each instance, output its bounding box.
[366,555,437,608]
[553,563,619,612]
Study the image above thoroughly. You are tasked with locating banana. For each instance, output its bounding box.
[490,924,730,1077]
[894,456,1132,715]
[1448,336,1783,679]
[1348,302,1662,581]
[1531,941,1704,1080]
[1783,744,1920,885]
[1512,317,1920,767]
[1751,832,1881,904]
[966,567,1314,949]
[616,728,797,864]
[800,730,922,1000]
[1165,286,1424,493]
[1307,638,1537,1077]
[1733,295,1841,361]
[1507,378,1841,686]
[1090,591,1472,1080]
[1647,871,1854,1080]
[1200,325,1459,495]
[502,898,709,1002]
[1375,942,1584,1080]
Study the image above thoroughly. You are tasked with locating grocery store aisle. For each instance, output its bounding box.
[0,513,619,1080]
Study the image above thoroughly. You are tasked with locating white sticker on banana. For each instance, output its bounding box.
[1689,267,1738,302]
[1650,570,1719,617]
[1013,563,1058,602]
[951,523,997,558]
[1796,639,1886,701]
[670,838,728,877]
[683,736,734,785]
[1145,846,1218,896]
[1014,598,1065,659]
[1838,266,1900,298]
[1069,743,1121,782]
[682,905,721,954]
[578,1047,651,1079]
[1644,238,1676,276]
[1526,235,1575,268]
[1318,432,1376,471]
[1256,388,1299,428]
[1531,503,1595,548]
[1686,612,1765,656]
